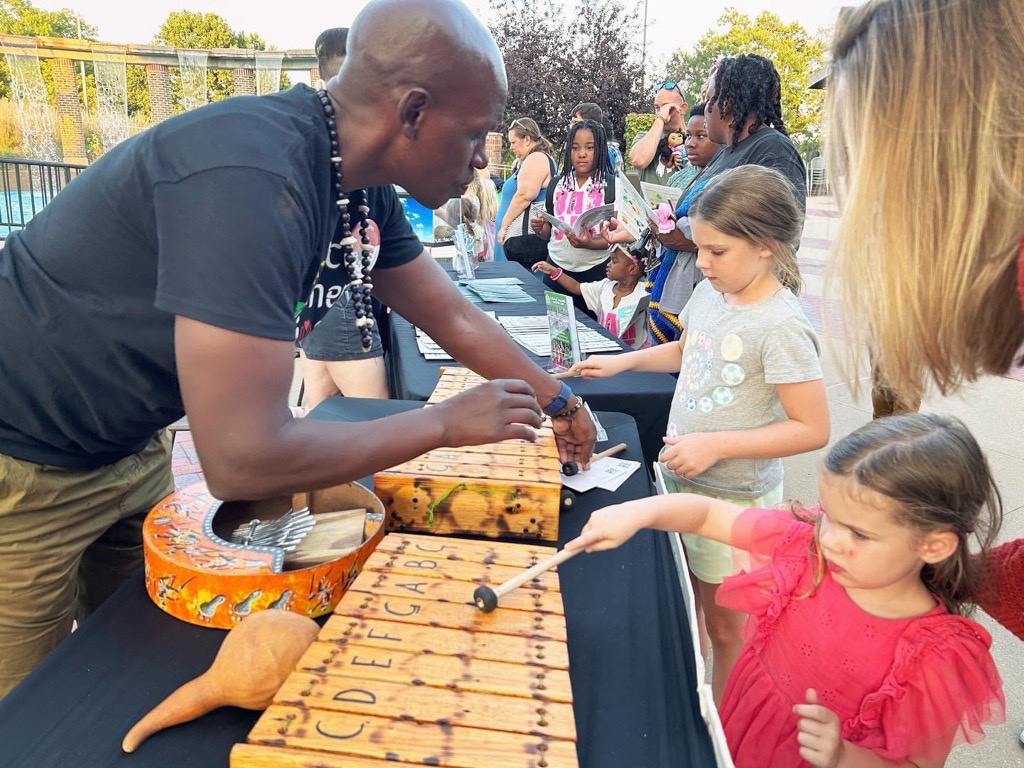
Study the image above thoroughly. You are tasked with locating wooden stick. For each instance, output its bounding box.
[473,548,579,612]
[593,442,628,462]
[562,442,628,476]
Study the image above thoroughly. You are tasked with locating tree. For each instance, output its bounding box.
[144,11,289,114]
[490,0,645,154]
[0,0,98,100]
[664,10,828,156]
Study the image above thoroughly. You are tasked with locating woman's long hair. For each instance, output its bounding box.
[825,0,1024,403]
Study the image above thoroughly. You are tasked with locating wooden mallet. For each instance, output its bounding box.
[473,548,579,613]
[561,442,628,477]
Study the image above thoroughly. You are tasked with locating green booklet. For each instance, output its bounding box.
[545,290,581,373]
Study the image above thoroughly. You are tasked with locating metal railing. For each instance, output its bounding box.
[0,157,86,235]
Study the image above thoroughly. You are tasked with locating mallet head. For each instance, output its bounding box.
[473,584,498,613]
[561,460,579,476]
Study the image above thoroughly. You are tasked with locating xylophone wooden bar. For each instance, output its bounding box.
[273,673,577,740]
[317,615,569,668]
[351,568,566,615]
[246,706,578,768]
[232,534,578,767]
[360,548,561,590]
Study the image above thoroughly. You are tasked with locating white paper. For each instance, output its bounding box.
[561,457,641,493]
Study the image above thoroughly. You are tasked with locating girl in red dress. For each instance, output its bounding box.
[568,413,1005,767]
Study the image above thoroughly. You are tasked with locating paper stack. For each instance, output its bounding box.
[561,457,642,493]
[458,277,535,303]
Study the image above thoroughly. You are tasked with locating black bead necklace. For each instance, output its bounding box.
[317,88,375,351]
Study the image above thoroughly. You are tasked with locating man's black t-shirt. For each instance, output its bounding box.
[0,85,421,469]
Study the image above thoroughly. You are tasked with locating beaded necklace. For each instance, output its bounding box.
[297,89,375,351]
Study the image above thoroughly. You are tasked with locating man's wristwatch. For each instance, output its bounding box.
[542,381,574,417]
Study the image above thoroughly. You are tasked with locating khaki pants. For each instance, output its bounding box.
[0,432,173,699]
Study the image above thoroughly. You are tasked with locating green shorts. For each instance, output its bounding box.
[655,465,783,585]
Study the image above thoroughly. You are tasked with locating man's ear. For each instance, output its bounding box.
[398,87,432,140]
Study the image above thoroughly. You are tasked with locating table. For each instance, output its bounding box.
[386,261,677,467]
[0,399,715,768]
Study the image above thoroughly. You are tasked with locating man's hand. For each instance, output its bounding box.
[432,379,543,447]
[793,689,845,768]
[661,433,721,478]
[656,103,680,124]
[552,403,596,468]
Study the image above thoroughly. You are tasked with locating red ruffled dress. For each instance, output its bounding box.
[716,507,1005,767]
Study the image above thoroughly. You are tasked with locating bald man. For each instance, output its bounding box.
[0,0,595,697]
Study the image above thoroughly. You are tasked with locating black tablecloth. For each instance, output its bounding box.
[387,261,676,467]
[0,399,714,768]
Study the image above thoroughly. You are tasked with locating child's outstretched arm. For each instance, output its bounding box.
[794,689,946,768]
[569,333,686,379]
[564,492,746,553]
[662,378,830,478]
[531,261,582,295]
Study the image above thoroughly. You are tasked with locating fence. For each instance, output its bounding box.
[0,157,86,237]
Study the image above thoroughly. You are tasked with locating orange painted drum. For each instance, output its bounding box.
[142,482,386,629]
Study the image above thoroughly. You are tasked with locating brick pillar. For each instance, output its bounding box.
[232,68,256,97]
[146,63,174,123]
[51,58,87,164]
[485,131,504,175]
[310,68,323,89]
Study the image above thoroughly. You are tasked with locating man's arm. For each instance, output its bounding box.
[372,253,597,466]
[628,120,664,171]
[175,318,543,500]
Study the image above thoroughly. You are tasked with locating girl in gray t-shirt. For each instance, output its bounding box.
[572,166,830,701]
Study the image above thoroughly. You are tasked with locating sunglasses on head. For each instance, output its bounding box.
[652,81,683,96]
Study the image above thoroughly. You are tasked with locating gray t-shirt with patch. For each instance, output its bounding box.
[661,280,822,499]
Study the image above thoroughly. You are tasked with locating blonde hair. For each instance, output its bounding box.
[826,0,1024,403]
[690,165,804,295]
[468,167,498,225]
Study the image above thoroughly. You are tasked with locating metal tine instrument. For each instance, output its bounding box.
[229,507,316,552]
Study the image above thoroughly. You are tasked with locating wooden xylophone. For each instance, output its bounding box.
[230,533,578,767]
[375,368,563,543]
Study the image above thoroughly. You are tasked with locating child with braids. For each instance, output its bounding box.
[530,119,616,315]
[569,412,1006,767]
[576,166,830,702]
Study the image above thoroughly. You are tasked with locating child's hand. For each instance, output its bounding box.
[661,433,721,478]
[565,503,644,553]
[532,261,556,276]
[793,689,845,768]
[568,354,628,380]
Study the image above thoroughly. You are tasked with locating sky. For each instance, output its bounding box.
[34,0,856,78]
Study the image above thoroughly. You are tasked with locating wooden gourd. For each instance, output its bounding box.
[121,609,320,753]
